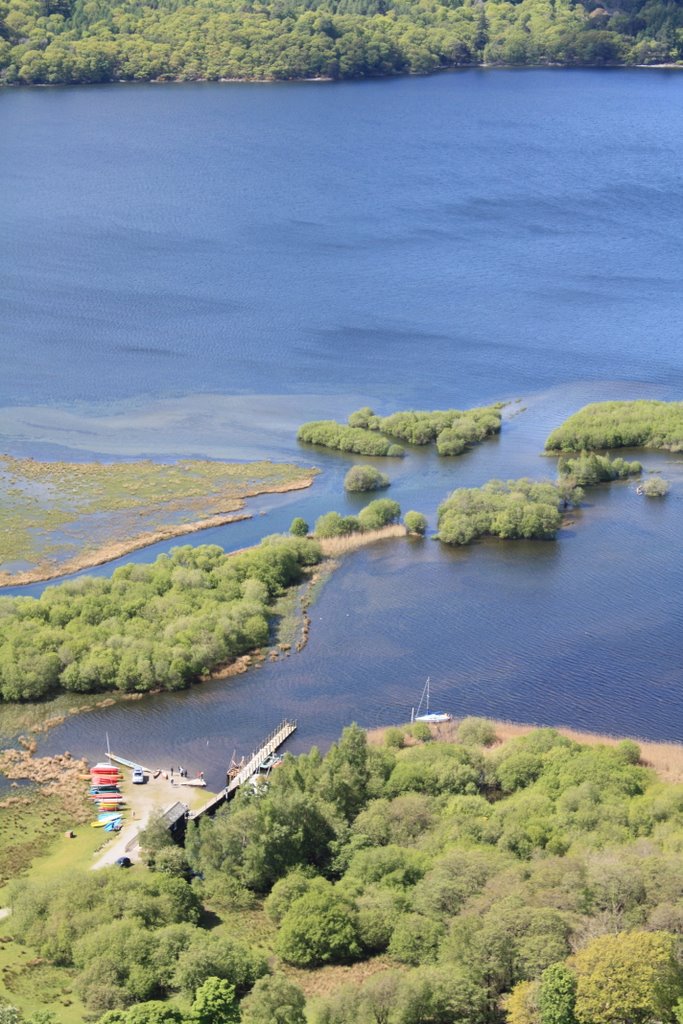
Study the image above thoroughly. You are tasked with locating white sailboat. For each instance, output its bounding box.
[411,677,452,724]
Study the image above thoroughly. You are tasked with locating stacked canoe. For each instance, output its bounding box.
[89,763,125,830]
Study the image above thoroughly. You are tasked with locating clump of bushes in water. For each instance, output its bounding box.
[344,465,390,492]
[639,477,671,497]
[347,404,502,450]
[297,421,405,457]
[314,499,401,538]
[0,536,321,703]
[437,479,565,545]
[298,403,502,458]
[404,511,428,535]
[545,400,683,452]
[558,451,642,486]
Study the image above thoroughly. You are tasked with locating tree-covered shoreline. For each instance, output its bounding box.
[2,0,681,87]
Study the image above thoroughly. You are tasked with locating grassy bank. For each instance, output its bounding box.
[0,455,318,585]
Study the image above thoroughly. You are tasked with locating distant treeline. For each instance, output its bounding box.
[298,404,501,457]
[1,0,682,85]
[0,536,321,703]
[546,400,683,453]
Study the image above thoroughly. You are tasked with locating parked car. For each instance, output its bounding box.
[115,856,132,868]
[132,767,145,784]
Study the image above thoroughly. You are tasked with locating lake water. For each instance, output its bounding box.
[1,70,682,785]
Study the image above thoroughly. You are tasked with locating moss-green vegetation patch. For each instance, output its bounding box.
[545,400,683,453]
[298,404,502,457]
[437,478,564,545]
[0,537,322,703]
[0,455,318,582]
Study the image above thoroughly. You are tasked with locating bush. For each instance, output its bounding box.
[240,974,307,1024]
[289,517,309,536]
[457,717,497,747]
[276,888,362,967]
[385,727,406,749]
[404,511,428,535]
[546,400,683,453]
[557,452,641,486]
[437,479,563,545]
[408,721,432,742]
[297,421,402,457]
[358,499,401,531]
[639,477,670,497]
[344,465,390,492]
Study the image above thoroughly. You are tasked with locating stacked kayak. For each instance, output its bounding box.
[89,763,125,828]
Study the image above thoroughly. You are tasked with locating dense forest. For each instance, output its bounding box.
[0,536,322,703]
[7,723,683,1023]
[1,0,682,84]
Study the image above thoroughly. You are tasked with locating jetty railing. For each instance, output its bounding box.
[189,719,297,821]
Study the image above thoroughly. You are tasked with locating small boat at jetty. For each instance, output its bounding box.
[411,678,452,725]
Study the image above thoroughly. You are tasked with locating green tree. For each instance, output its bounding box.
[276,889,362,967]
[573,931,683,1024]
[344,465,390,492]
[240,974,307,1024]
[404,511,427,535]
[289,517,309,536]
[539,963,577,1024]
[358,499,401,531]
[191,977,239,1024]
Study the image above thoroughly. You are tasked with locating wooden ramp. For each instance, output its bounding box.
[189,719,297,821]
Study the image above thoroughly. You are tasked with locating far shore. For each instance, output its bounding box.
[0,476,315,589]
[3,61,683,93]
[368,718,683,784]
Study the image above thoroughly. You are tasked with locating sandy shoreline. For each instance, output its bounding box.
[368,718,683,784]
[0,476,316,589]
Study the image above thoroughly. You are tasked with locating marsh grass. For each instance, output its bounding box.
[0,456,317,583]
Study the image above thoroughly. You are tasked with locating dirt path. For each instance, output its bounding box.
[92,770,208,869]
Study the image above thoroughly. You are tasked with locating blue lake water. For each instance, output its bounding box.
[1,70,682,784]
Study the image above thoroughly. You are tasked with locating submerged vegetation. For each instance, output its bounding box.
[0,456,317,585]
[0,537,321,703]
[7,725,683,1023]
[299,404,501,458]
[1,0,682,86]
[437,478,565,545]
[546,401,683,453]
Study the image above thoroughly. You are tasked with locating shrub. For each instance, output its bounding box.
[385,727,406,749]
[437,479,563,546]
[457,717,497,747]
[557,452,641,486]
[409,721,432,742]
[404,511,428,535]
[347,407,375,429]
[545,400,683,453]
[297,421,401,457]
[240,974,307,1024]
[276,888,362,967]
[289,517,309,536]
[344,465,390,492]
[639,477,670,497]
[358,499,401,531]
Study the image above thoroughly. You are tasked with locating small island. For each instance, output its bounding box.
[545,400,683,453]
[298,404,502,457]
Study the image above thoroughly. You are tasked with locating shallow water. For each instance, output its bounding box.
[1,70,682,781]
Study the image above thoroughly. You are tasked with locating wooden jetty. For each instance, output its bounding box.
[189,719,297,821]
